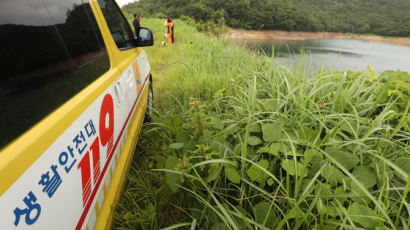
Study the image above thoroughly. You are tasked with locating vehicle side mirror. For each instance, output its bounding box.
[136,27,154,47]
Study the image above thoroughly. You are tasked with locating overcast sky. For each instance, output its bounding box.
[116,0,136,7]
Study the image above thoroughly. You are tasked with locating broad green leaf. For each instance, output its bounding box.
[210,134,226,153]
[283,128,298,140]
[334,186,348,204]
[207,208,221,225]
[257,147,278,157]
[247,159,269,183]
[350,181,371,205]
[327,135,343,145]
[310,158,325,176]
[253,201,278,228]
[248,136,262,146]
[233,205,248,229]
[281,159,308,177]
[325,147,359,170]
[297,126,319,142]
[285,208,305,219]
[340,119,358,135]
[175,128,190,142]
[155,156,166,169]
[357,123,371,136]
[315,183,332,198]
[169,142,185,150]
[316,198,340,217]
[249,123,261,133]
[271,142,289,153]
[315,183,333,214]
[352,166,377,188]
[321,164,345,185]
[257,143,284,157]
[324,205,340,217]
[304,149,322,164]
[183,142,196,151]
[207,163,220,182]
[212,117,224,130]
[224,124,239,135]
[284,150,303,157]
[225,166,240,184]
[396,157,410,174]
[316,198,325,214]
[345,143,362,153]
[262,123,282,142]
[299,179,311,193]
[157,185,173,200]
[165,156,181,192]
[347,203,379,228]
[263,99,278,111]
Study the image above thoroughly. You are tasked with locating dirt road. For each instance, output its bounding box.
[224,29,410,46]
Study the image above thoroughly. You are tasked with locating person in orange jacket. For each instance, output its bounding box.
[170,16,175,43]
[133,13,141,37]
[138,15,142,27]
[165,17,173,44]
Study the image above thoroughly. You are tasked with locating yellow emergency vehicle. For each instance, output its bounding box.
[0,0,153,229]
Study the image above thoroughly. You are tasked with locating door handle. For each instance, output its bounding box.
[113,81,123,106]
[125,69,134,89]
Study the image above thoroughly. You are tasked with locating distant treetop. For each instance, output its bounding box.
[122,0,410,37]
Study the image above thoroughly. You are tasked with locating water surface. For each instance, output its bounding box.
[240,39,410,73]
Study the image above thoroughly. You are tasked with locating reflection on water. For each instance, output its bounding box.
[238,39,410,73]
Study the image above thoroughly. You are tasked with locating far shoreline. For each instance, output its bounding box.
[224,29,410,46]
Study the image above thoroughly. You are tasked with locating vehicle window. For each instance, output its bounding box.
[0,0,110,149]
[97,0,136,49]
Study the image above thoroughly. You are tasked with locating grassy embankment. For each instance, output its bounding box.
[114,18,410,229]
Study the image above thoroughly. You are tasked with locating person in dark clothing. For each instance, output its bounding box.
[133,13,141,38]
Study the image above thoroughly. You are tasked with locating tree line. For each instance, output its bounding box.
[122,0,410,37]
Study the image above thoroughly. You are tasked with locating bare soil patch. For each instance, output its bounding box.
[224,29,410,46]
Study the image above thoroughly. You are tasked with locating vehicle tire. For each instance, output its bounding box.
[144,77,154,122]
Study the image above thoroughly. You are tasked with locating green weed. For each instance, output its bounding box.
[114,19,410,230]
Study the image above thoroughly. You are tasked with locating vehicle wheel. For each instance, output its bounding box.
[144,78,154,122]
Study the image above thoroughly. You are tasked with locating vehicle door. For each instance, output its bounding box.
[0,0,131,229]
[93,0,151,131]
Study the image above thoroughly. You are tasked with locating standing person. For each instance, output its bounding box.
[169,16,175,43]
[165,17,173,44]
[133,13,141,37]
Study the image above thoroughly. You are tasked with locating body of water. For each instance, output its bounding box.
[240,39,410,73]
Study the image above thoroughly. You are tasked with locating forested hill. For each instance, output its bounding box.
[123,0,410,37]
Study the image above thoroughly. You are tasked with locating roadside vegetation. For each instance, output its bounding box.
[114,18,410,229]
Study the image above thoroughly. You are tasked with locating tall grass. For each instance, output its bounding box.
[114,19,410,229]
